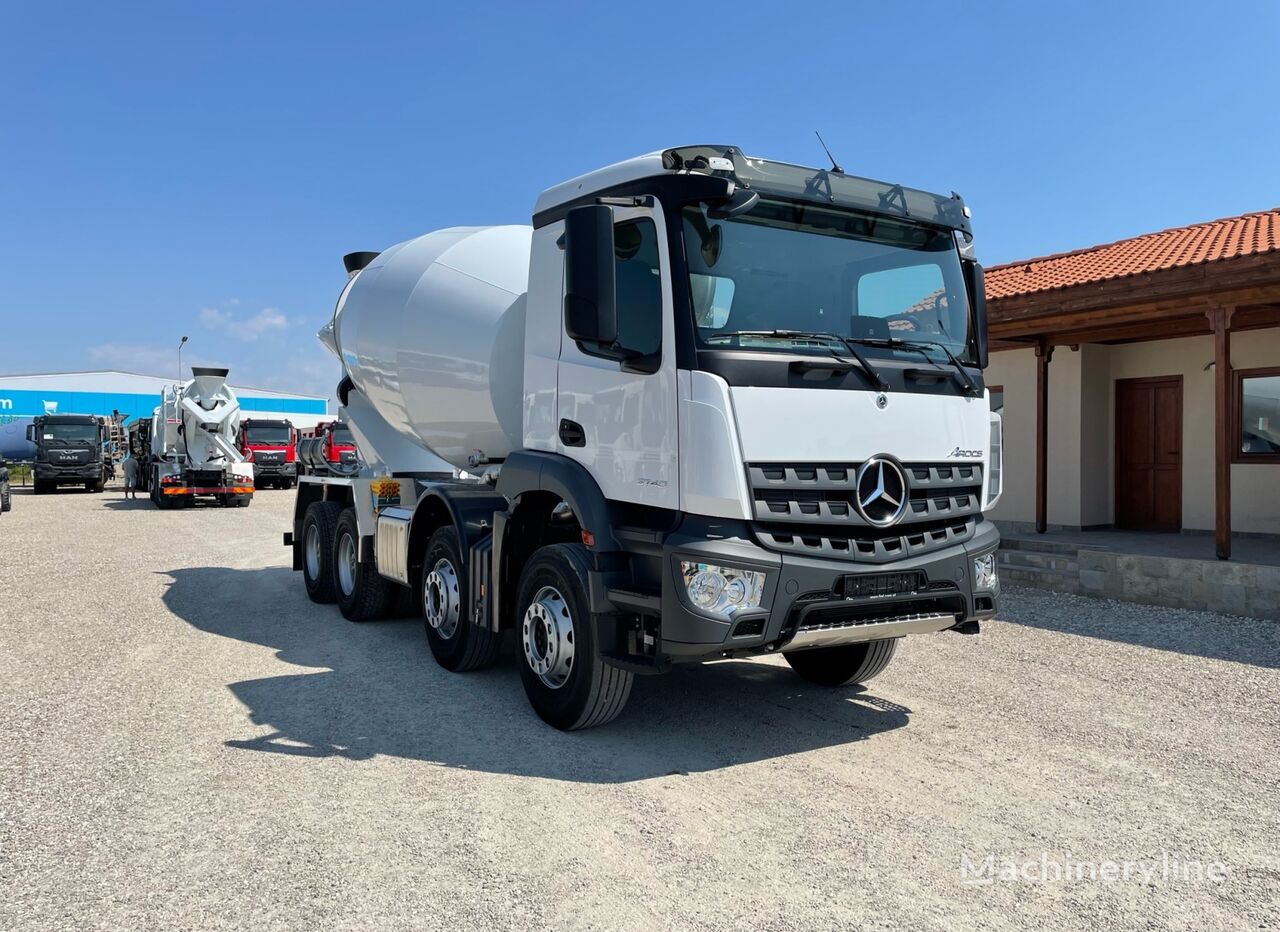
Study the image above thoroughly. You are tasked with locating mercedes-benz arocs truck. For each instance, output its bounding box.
[287,145,1004,730]
[28,414,107,493]
[149,367,255,508]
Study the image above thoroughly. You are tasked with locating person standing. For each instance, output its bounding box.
[122,452,139,500]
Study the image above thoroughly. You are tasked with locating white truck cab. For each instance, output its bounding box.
[289,145,1003,729]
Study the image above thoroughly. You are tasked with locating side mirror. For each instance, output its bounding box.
[25,424,35,443]
[563,205,617,346]
[965,261,990,370]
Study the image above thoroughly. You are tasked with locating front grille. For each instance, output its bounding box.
[748,460,983,563]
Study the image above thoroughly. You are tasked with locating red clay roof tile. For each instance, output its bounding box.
[984,208,1280,301]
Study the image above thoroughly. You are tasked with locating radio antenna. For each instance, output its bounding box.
[814,130,844,174]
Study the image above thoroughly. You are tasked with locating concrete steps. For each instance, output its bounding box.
[998,536,1082,593]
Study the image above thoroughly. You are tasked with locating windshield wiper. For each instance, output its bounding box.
[844,336,981,397]
[709,330,889,391]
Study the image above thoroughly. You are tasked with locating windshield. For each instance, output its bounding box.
[245,425,291,445]
[41,422,100,444]
[682,199,972,359]
[331,425,353,445]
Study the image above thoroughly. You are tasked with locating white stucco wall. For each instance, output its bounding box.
[985,327,1280,534]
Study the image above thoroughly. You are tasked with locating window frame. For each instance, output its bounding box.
[1232,365,1280,464]
[572,213,664,374]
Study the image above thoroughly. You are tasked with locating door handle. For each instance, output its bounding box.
[559,419,585,447]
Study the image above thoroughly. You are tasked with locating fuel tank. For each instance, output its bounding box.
[323,225,531,472]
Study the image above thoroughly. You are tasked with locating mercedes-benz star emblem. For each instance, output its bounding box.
[876,392,888,409]
[854,456,910,527]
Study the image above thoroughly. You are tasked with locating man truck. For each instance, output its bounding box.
[287,145,1003,730]
[149,367,255,509]
[239,418,298,489]
[297,421,358,477]
[27,414,107,493]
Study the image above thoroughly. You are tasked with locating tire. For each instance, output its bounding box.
[1,485,10,512]
[515,543,633,730]
[301,500,343,604]
[421,525,500,672]
[783,638,898,687]
[92,480,105,493]
[334,508,396,622]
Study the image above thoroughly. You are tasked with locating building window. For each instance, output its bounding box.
[988,384,1004,416]
[1234,367,1280,463]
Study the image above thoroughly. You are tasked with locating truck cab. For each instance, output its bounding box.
[239,418,297,489]
[299,421,357,476]
[27,414,106,493]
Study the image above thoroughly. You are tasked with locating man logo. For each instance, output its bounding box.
[854,456,910,527]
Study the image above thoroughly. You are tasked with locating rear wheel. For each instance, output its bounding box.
[1,483,11,511]
[421,525,500,671]
[334,508,396,622]
[515,543,633,730]
[301,501,343,603]
[783,639,898,687]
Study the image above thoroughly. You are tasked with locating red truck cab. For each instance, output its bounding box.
[299,421,358,476]
[238,418,297,489]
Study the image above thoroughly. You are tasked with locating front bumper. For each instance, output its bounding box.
[34,462,102,481]
[655,517,1000,660]
[252,462,296,479]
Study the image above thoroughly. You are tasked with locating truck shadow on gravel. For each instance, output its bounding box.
[162,565,911,783]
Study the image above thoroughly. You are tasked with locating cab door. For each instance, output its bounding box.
[555,202,679,510]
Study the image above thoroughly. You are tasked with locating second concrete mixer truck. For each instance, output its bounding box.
[150,367,255,508]
[287,144,1004,730]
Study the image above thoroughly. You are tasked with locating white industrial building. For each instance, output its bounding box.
[0,369,329,459]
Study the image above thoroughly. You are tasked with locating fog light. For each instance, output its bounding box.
[973,552,998,591]
[680,561,765,620]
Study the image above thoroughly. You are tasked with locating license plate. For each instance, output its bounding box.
[839,571,925,599]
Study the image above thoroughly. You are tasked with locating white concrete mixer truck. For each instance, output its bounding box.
[287,145,1003,730]
[149,367,255,508]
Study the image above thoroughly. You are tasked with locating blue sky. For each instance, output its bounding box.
[2,1,1277,397]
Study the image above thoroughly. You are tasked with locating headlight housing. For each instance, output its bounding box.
[985,412,1003,508]
[679,561,765,619]
[973,552,998,591]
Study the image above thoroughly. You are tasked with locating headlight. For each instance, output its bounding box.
[679,561,765,619]
[986,412,1003,507]
[973,552,998,591]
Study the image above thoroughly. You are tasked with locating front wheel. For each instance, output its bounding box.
[334,508,396,622]
[783,639,898,687]
[515,543,633,730]
[420,525,500,671]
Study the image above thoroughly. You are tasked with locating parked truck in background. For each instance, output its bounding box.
[239,418,297,489]
[27,414,107,493]
[148,367,254,509]
[288,145,1003,730]
[297,421,358,477]
[127,414,155,493]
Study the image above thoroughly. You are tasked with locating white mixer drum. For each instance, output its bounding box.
[331,225,532,471]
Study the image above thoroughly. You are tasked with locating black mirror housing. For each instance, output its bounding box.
[965,260,990,370]
[25,424,35,443]
[564,205,617,346]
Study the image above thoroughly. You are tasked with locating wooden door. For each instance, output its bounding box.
[1115,376,1183,531]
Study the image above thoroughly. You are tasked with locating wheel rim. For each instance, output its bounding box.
[523,586,575,690]
[424,558,460,639]
[336,531,357,597]
[304,524,321,581]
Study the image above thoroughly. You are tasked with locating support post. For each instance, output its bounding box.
[1034,338,1054,534]
[1206,306,1235,560]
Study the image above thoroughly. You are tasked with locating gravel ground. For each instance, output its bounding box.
[1,484,1277,931]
